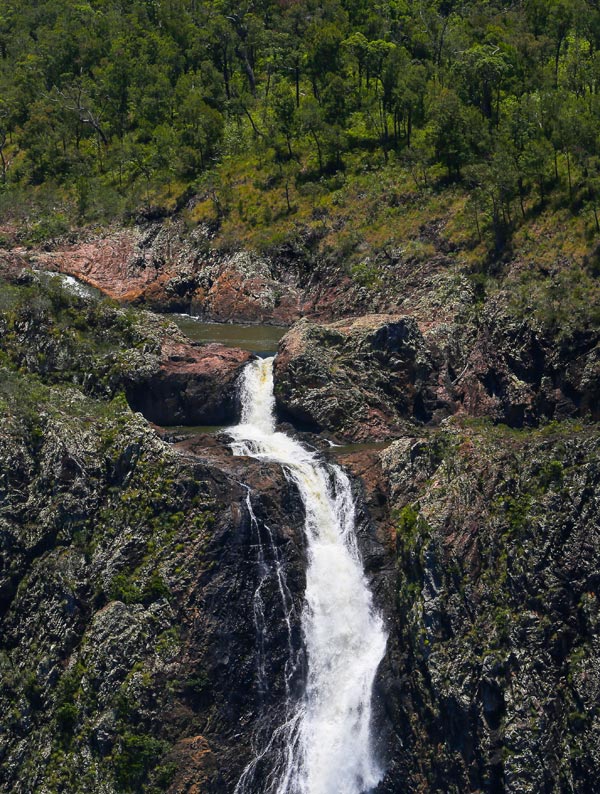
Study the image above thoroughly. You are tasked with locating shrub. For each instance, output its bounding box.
[112,733,166,790]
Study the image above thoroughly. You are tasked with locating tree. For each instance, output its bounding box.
[383,47,427,149]
[0,99,12,184]
[299,97,326,174]
[342,31,369,102]
[175,89,224,174]
[453,45,509,124]
[427,88,481,178]
[271,81,297,158]
[304,22,345,100]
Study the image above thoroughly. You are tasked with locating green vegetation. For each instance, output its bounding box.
[1,0,600,265]
[108,570,171,605]
[0,281,217,792]
[390,421,600,787]
[396,504,420,538]
[0,272,160,406]
[111,733,167,790]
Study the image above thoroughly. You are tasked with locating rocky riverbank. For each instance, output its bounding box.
[4,217,597,439]
[274,312,599,441]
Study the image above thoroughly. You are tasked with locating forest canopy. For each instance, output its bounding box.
[2,0,600,243]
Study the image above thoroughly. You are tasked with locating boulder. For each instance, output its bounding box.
[273,315,441,441]
[125,339,253,426]
[273,308,600,441]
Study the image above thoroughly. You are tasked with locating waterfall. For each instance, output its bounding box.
[230,357,387,794]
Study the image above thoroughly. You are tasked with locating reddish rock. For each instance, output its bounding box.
[334,448,394,540]
[190,265,302,325]
[32,231,149,300]
[126,341,253,426]
[165,735,218,794]
[27,228,304,322]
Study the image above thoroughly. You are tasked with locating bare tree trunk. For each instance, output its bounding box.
[0,132,7,183]
[242,105,263,138]
[310,128,323,173]
[284,178,291,212]
[237,47,257,96]
[518,176,525,218]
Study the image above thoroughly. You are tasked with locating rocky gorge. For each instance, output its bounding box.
[1,219,599,794]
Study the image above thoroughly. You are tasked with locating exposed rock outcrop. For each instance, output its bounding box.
[125,340,252,426]
[274,315,438,441]
[449,302,600,425]
[0,268,252,426]
[372,422,600,793]
[2,221,465,326]
[22,226,303,323]
[0,375,307,794]
[274,311,600,440]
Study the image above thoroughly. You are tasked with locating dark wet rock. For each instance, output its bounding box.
[273,308,600,440]
[0,375,306,793]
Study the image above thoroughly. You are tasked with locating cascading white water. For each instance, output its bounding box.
[230,357,387,794]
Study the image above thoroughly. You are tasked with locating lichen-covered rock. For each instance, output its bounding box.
[273,305,599,440]
[0,270,252,426]
[0,371,307,793]
[447,300,600,426]
[373,421,600,794]
[274,315,438,441]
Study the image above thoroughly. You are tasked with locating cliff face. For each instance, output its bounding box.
[0,370,311,793]
[0,273,309,792]
[376,424,600,793]
[274,313,599,441]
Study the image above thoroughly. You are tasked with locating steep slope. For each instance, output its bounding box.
[340,420,600,793]
[1,244,599,794]
[0,367,313,793]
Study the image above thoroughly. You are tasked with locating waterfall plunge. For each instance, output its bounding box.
[230,357,387,794]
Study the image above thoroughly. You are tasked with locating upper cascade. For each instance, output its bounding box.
[230,357,387,794]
